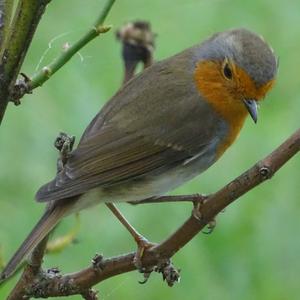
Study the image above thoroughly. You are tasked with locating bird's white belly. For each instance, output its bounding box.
[71,150,216,213]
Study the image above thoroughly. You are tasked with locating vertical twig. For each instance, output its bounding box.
[0,0,52,124]
[0,0,14,53]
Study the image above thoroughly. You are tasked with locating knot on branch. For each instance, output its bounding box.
[47,267,61,277]
[95,25,112,34]
[81,288,99,300]
[28,268,62,298]
[92,253,106,272]
[54,132,75,171]
[259,165,273,180]
[139,259,181,287]
[10,73,32,105]
[155,260,181,287]
[28,269,79,298]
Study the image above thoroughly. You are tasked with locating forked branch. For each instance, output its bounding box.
[10,0,115,105]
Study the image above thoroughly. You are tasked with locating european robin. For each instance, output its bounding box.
[0,28,277,282]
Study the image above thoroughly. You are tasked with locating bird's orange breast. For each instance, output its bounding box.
[194,60,275,158]
[194,60,249,158]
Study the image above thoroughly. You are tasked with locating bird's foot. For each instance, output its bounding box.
[191,195,216,234]
[133,235,156,272]
[191,194,208,220]
[202,218,216,234]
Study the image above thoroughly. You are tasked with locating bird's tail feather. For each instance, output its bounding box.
[0,205,67,283]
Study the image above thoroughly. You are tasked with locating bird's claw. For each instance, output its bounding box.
[191,195,207,221]
[191,195,216,234]
[133,236,156,272]
[202,219,217,234]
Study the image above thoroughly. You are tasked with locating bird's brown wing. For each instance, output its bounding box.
[36,52,222,202]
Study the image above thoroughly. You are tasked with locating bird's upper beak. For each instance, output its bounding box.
[243,99,258,123]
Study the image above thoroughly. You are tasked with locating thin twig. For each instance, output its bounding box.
[11,0,115,103]
[17,127,300,298]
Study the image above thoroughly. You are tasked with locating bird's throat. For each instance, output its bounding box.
[194,60,248,158]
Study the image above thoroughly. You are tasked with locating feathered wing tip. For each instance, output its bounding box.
[0,205,66,284]
[35,179,58,202]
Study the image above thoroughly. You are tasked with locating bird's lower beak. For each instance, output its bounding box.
[243,99,258,123]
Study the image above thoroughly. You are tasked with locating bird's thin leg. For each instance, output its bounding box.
[105,203,142,241]
[105,203,155,269]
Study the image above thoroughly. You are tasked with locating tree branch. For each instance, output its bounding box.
[0,0,14,52]
[7,237,49,300]
[10,0,116,104]
[0,0,52,124]
[15,127,300,298]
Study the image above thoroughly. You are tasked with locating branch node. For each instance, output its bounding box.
[81,288,99,300]
[154,259,181,287]
[259,166,272,179]
[46,267,61,278]
[96,25,112,34]
[54,132,75,171]
[10,73,32,105]
[91,254,105,272]
[42,66,52,78]
[137,258,180,287]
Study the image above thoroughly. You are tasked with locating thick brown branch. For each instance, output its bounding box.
[7,237,49,300]
[0,0,51,124]
[21,128,300,298]
[0,0,13,51]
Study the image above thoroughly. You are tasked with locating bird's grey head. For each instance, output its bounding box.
[196,28,278,87]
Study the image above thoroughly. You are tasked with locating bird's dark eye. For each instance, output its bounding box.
[223,63,233,80]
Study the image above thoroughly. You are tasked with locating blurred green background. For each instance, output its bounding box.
[1,0,300,299]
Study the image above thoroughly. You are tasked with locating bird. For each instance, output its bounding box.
[0,28,277,282]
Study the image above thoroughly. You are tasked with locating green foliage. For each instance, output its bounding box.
[0,0,299,299]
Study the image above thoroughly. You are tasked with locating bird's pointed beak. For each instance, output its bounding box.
[243,99,258,123]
